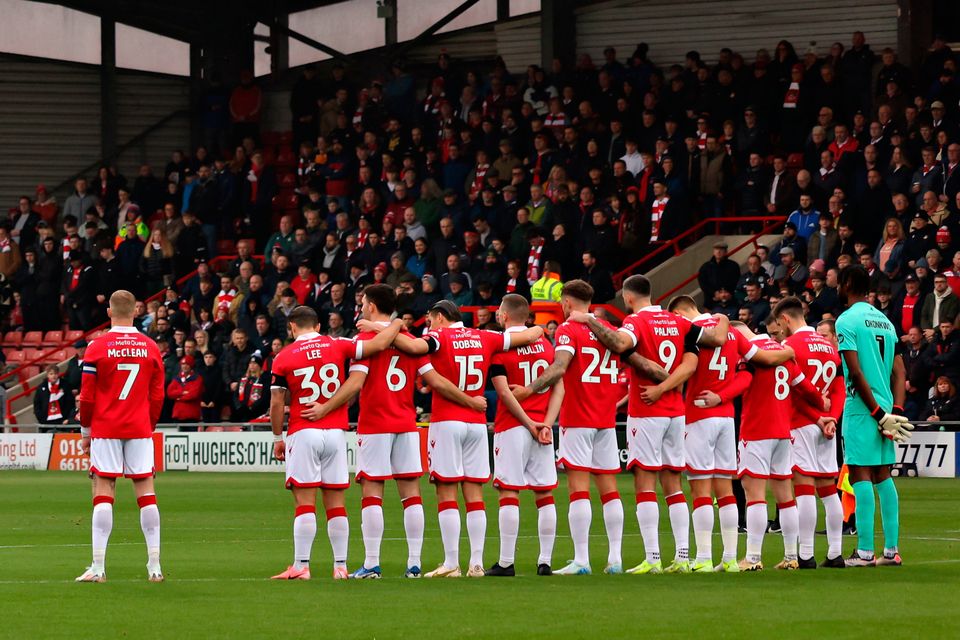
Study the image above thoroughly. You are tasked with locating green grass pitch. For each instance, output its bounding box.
[1,471,958,639]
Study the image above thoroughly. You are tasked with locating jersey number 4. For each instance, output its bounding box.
[293,365,341,403]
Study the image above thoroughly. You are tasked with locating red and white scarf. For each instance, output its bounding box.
[782,82,800,108]
[47,381,63,421]
[650,197,669,242]
[526,239,544,283]
[238,377,263,406]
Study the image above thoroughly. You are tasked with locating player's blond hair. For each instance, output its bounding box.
[109,290,137,319]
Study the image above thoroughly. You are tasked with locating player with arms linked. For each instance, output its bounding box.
[391,299,543,578]
[514,280,670,575]
[269,305,402,580]
[835,266,913,567]
[76,290,166,583]
[301,284,487,579]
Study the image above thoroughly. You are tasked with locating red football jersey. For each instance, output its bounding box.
[353,328,432,434]
[490,330,555,433]
[270,332,362,435]
[554,319,622,429]
[785,327,846,428]
[618,306,702,418]
[425,323,509,423]
[739,335,805,441]
[684,314,758,423]
[79,326,165,439]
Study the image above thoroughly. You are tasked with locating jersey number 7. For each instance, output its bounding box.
[117,363,139,400]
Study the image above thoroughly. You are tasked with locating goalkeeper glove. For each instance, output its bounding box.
[871,406,914,443]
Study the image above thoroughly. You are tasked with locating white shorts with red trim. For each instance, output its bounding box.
[626,415,685,472]
[285,428,349,489]
[428,421,490,483]
[356,431,423,482]
[493,426,558,491]
[790,424,839,477]
[738,438,792,480]
[557,427,620,474]
[90,438,154,479]
[684,417,737,480]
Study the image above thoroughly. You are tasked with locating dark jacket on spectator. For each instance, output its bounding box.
[698,256,741,303]
[221,343,254,387]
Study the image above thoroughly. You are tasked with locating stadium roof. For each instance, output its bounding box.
[34,0,348,43]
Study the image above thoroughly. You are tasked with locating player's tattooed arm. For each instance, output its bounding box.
[624,352,668,381]
[423,369,487,412]
[640,352,696,404]
[302,370,367,421]
[568,311,633,352]
[515,350,573,401]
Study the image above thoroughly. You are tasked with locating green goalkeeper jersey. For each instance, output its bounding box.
[836,301,896,417]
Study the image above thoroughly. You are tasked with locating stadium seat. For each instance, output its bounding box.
[22,331,42,347]
[42,349,68,364]
[217,239,236,256]
[20,365,40,381]
[279,173,297,189]
[787,153,804,171]
[22,348,44,363]
[5,350,25,364]
[280,192,299,211]
[2,331,22,348]
[41,331,63,347]
[65,330,84,344]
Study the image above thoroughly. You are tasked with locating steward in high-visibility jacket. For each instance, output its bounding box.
[530,261,564,324]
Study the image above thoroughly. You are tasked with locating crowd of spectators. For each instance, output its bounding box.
[15,31,960,424]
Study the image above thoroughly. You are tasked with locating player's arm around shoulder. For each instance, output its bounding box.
[502,325,544,350]
[568,310,634,352]
[354,318,403,359]
[515,348,572,402]
[696,314,730,347]
[424,368,487,412]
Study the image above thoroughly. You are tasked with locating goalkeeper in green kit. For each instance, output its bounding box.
[835,266,913,567]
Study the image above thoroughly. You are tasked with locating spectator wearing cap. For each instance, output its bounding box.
[33,365,75,428]
[444,272,473,308]
[807,212,839,267]
[167,355,204,422]
[874,218,906,282]
[921,273,960,340]
[32,184,58,224]
[896,273,926,336]
[772,222,807,266]
[60,250,95,330]
[710,286,739,320]
[935,225,955,260]
[698,241,740,303]
[63,339,87,396]
[411,274,442,318]
[773,247,809,292]
[231,353,269,422]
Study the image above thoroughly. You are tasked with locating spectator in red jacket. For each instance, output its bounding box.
[167,355,204,422]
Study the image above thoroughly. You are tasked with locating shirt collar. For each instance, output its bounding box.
[638,305,662,312]
[505,325,526,334]
[754,333,770,341]
[295,331,321,342]
[449,322,464,328]
[109,326,140,334]
[693,313,711,322]
[795,326,815,334]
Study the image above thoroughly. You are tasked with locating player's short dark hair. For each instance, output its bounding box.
[363,283,396,315]
[562,279,594,303]
[500,294,529,322]
[430,299,461,321]
[622,274,651,298]
[544,260,561,275]
[667,295,698,313]
[288,305,318,329]
[772,296,805,320]
[839,265,871,297]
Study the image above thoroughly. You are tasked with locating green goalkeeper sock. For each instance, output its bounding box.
[875,477,900,551]
[852,480,876,554]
